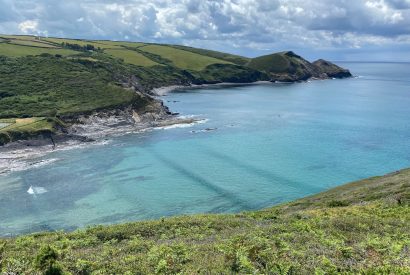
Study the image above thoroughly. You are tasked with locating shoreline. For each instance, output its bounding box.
[0,114,203,175]
[151,81,274,96]
[0,76,350,175]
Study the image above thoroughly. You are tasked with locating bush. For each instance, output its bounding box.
[327,200,349,207]
[34,245,62,275]
[148,243,190,274]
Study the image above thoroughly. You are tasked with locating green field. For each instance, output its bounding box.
[97,40,146,48]
[171,44,250,65]
[104,48,159,66]
[139,44,232,70]
[1,169,409,274]
[0,35,39,40]
[42,37,123,49]
[0,43,76,57]
[8,39,57,48]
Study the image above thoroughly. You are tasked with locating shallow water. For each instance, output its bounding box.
[1,62,410,236]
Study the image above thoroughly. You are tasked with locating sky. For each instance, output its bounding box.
[1,0,409,61]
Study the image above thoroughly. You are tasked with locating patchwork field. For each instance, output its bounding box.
[8,39,58,48]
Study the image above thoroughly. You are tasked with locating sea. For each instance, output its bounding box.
[1,62,409,236]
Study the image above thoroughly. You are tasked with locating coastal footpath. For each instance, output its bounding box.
[0,168,409,273]
[0,35,351,147]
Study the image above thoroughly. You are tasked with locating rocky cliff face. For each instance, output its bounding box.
[312,59,352,78]
[247,51,352,82]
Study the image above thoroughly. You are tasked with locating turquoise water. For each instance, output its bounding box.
[1,62,410,236]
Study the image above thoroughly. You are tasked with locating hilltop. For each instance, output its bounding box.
[0,168,408,273]
[0,35,351,146]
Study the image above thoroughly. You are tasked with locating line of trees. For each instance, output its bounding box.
[61,42,101,52]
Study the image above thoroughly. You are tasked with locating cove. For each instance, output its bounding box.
[1,62,410,236]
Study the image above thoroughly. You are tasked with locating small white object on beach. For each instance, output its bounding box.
[27,185,48,195]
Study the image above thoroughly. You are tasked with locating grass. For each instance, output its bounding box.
[43,37,123,49]
[0,117,50,132]
[139,44,231,70]
[0,55,138,118]
[247,52,291,73]
[97,40,146,48]
[0,117,62,145]
[0,169,409,274]
[0,43,77,57]
[0,35,39,40]
[104,48,159,66]
[8,39,58,48]
[170,44,250,65]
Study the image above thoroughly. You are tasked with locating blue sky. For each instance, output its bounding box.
[1,0,409,61]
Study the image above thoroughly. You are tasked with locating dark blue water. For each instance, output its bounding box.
[1,62,409,236]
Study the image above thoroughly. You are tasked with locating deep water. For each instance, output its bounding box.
[1,62,410,236]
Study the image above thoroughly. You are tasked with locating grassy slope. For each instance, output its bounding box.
[0,43,77,57]
[169,44,250,65]
[139,44,232,70]
[1,169,409,274]
[104,48,160,66]
[8,39,58,48]
[0,35,264,120]
[247,52,291,73]
[0,56,137,118]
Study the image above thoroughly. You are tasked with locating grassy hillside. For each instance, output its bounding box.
[0,55,138,118]
[1,169,409,274]
[0,43,77,57]
[138,44,232,70]
[104,48,160,67]
[247,51,292,73]
[0,35,265,120]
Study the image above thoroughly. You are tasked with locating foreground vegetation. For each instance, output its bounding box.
[1,168,409,274]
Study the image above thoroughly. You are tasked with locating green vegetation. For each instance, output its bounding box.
[95,40,146,48]
[0,117,64,145]
[247,51,292,73]
[0,55,138,118]
[104,48,160,67]
[8,39,57,48]
[1,169,409,274]
[170,44,250,65]
[42,37,122,49]
[0,43,76,57]
[139,44,232,70]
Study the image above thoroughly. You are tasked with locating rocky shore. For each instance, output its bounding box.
[0,94,201,175]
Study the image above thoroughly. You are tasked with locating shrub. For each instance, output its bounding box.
[327,200,349,207]
[148,243,190,274]
[34,245,62,275]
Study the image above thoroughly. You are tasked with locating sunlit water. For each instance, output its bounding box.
[1,62,410,236]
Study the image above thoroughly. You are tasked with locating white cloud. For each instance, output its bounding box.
[0,0,409,60]
[18,20,38,33]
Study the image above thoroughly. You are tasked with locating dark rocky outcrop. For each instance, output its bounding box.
[247,51,352,82]
[312,59,352,78]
